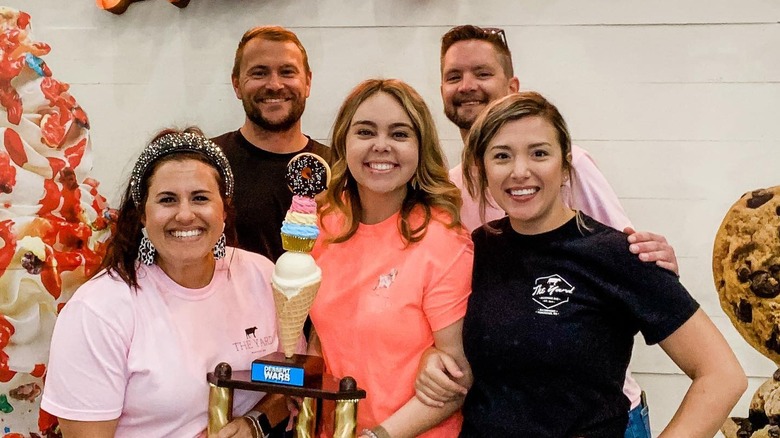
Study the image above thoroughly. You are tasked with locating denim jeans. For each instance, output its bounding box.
[624,393,651,438]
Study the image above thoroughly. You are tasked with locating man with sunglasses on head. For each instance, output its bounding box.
[423,24,676,438]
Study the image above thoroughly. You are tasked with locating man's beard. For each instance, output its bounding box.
[444,104,476,131]
[243,95,306,133]
[444,93,488,131]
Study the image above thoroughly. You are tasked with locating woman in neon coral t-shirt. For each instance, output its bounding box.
[310,79,473,438]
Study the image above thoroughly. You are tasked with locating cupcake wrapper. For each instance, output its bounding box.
[281,233,316,252]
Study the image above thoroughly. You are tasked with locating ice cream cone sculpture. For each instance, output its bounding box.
[273,153,329,358]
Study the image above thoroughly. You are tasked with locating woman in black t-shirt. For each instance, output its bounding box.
[415,92,746,437]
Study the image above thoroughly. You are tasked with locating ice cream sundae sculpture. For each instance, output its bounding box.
[273,152,330,358]
[0,7,113,436]
[715,187,780,437]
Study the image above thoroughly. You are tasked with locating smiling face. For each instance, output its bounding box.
[232,38,311,132]
[484,116,572,234]
[345,91,419,214]
[142,159,226,275]
[441,40,519,132]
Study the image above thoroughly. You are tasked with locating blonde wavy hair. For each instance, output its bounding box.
[321,78,462,244]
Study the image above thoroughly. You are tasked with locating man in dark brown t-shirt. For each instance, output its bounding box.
[213,26,331,262]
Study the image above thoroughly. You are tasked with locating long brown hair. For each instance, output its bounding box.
[321,79,461,244]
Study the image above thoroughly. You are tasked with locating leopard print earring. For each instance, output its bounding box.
[212,232,226,260]
[138,228,156,265]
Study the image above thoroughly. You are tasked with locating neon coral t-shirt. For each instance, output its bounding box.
[311,208,473,438]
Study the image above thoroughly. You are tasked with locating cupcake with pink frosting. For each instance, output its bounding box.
[281,153,329,252]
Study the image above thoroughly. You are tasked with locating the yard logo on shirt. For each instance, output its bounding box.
[532,274,575,316]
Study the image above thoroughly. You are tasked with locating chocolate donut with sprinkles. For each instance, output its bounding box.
[285,152,330,197]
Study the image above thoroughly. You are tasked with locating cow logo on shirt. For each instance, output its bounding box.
[532,274,575,316]
[374,268,398,290]
[233,327,274,353]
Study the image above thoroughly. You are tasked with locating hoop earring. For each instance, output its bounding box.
[213,233,226,260]
[138,228,156,265]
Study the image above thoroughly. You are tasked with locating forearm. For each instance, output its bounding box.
[658,310,747,437]
[382,344,472,438]
[659,375,744,437]
[379,394,465,438]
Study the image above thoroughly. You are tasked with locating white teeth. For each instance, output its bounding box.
[510,188,537,196]
[369,163,394,171]
[262,98,286,103]
[171,230,202,238]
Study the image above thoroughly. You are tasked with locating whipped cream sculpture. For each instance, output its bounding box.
[273,153,330,357]
[0,7,113,435]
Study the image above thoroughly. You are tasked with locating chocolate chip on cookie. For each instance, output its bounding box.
[736,299,753,323]
[748,189,775,209]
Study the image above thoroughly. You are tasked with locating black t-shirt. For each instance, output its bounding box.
[212,130,331,262]
[461,215,699,438]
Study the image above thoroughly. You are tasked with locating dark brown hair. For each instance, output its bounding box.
[99,127,235,289]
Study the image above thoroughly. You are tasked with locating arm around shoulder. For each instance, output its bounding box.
[657,308,747,437]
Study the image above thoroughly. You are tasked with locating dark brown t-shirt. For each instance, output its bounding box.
[213,130,331,262]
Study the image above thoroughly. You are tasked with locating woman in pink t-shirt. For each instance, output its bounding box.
[309,79,473,438]
[42,128,285,438]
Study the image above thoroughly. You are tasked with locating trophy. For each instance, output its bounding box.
[208,153,365,438]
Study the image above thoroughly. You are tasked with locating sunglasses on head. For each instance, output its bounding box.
[479,27,508,48]
[446,25,508,50]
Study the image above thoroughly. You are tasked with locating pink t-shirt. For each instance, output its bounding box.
[311,208,473,438]
[451,144,632,233]
[450,144,642,409]
[41,248,280,437]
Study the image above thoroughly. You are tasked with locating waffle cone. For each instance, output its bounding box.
[273,280,320,358]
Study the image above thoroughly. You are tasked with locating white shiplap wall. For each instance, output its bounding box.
[10,1,780,435]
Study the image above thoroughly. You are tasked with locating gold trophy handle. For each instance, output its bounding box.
[294,396,317,438]
[208,383,233,434]
[332,377,360,438]
[333,399,359,438]
[208,363,234,435]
